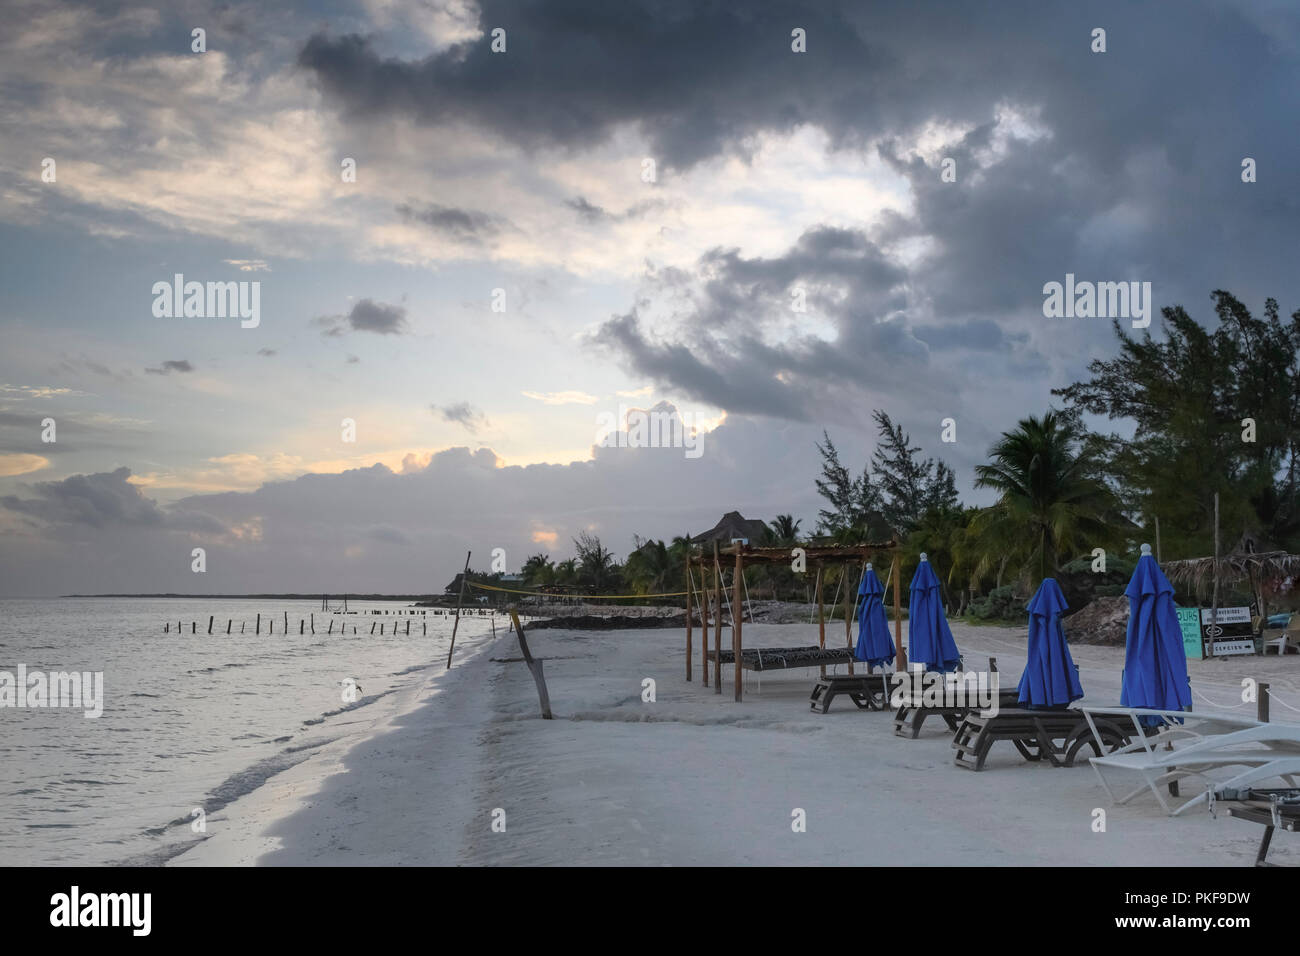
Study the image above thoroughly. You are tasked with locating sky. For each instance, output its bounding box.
[1,0,1298,595]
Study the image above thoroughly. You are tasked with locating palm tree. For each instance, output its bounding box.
[573,531,620,591]
[625,536,672,595]
[767,514,802,545]
[971,410,1126,586]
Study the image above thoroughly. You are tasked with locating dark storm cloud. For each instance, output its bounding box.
[588,224,928,420]
[298,1,1295,177]
[0,467,166,528]
[315,299,408,336]
[395,202,504,242]
[301,0,1300,414]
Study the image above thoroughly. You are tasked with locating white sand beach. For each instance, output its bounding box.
[170,621,1300,866]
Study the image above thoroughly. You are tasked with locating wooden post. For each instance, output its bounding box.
[226,619,231,634]
[844,562,855,677]
[329,619,334,635]
[713,543,722,696]
[406,620,410,635]
[446,550,472,669]
[208,616,213,634]
[685,561,693,682]
[700,561,710,687]
[893,553,907,671]
[734,546,743,702]
[191,621,196,634]
[310,613,315,634]
[1259,681,1271,723]
[509,610,552,719]
[816,566,825,679]
[284,610,288,632]
[256,613,260,635]
[300,619,304,634]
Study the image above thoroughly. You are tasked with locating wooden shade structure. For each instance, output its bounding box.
[685,540,901,702]
[1163,550,1300,622]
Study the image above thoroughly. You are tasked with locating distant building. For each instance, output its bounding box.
[691,511,771,546]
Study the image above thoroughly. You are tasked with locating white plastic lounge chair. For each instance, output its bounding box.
[1083,710,1300,815]
[1264,619,1300,655]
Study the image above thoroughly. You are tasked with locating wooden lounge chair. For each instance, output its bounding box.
[809,672,890,713]
[892,686,1022,738]
[950,706,1131,771]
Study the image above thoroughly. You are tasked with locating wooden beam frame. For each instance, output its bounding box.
[682,539,901,701]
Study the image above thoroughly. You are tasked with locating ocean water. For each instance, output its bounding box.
[0,597,494,865]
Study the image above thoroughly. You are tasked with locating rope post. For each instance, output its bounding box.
[1259,681,1271,723]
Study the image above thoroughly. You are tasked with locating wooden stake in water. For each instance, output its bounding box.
[446,550,472,669]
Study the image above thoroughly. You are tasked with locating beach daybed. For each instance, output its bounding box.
[1082,709,1299,815]
[715,645,856,671]
[951,707,1131,771]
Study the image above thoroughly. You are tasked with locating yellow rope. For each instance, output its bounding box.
[467,580,689,599]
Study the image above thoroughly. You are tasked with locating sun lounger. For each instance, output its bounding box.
[950,707,1132,771]
[1083,709,1300,815]
[809,672,890,713]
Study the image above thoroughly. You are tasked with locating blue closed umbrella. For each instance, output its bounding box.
[1018,577,1084,708]
[1120,544,1192,717]
[855,563,895,666]
[908,554,961,672]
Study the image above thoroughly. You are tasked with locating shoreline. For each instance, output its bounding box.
[167,620,1300,866]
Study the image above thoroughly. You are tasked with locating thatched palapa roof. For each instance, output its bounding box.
[1162,551,1300,596]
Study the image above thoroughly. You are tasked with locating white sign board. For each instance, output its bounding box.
[1210,639,1255,657]
[1201,606,1251,625]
